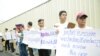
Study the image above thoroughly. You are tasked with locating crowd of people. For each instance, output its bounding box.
[0,10,92,56]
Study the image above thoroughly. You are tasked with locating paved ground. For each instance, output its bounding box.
[0,50,56,56]
[0,51,15,56]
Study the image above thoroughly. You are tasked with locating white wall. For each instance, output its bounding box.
[0,0,49,23]
[0,0,100,32]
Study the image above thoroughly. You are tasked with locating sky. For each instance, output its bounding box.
[0,0,48,23]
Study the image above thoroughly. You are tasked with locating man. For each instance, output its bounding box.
[38,19,51,56]
[12,28,17,52]
[4,28,11,51]
[9,30,15,53]
[75,12,92,29]
[54,10,75,55]
[27,21,35,56]
[54,10,68,30]
[54,10,75,32]
[16,24,28,56]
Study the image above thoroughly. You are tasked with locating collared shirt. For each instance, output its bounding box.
[27,27,35,31]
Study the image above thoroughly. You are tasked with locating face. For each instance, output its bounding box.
[5,29,8,32]
[77,18,86,26]
[5,30,7,32]
[38,21,44,28]
[19,26,24,31]
[27,24,31,28]
[60,13,67,22]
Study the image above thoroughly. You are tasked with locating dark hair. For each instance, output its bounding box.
[13,28,16,30]
[38,19,44,23]
[28,21,32,26]
[59,10,67,16]
[5,28,8,31]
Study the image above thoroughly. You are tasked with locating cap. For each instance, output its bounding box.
[77,12,88,19]
[15,24,23,26]
[15,24,24,29]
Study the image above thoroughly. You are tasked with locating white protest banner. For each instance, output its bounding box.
[40,29,57,49]
[23,30,41,49]
[23,31,30,45]
[28,31,41,49]
[56,29,100,56]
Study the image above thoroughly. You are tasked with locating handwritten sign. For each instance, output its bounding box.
[23,31,30,45]
[28,31,41,49]
[56,29,100,56]
[23,29,57,49]
[40,29,57,49]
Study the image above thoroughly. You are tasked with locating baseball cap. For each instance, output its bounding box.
[77,12,88,19]
[15,24,24,29]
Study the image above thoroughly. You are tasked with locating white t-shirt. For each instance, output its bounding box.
[54,22,69,35]
[5,31,12,40]
[37,27,46,32]
[54,22,69,30]
[11,31,17,41]
[28,27,35,31]
[75,26,93,29]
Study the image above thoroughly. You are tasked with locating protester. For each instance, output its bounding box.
[54,10,75,55]
[16,24,28,56]
[4,28,11,52]
[9,30,15,53]
[27,21,35,56]
[75,12,92,29]
[38,19,51,56]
